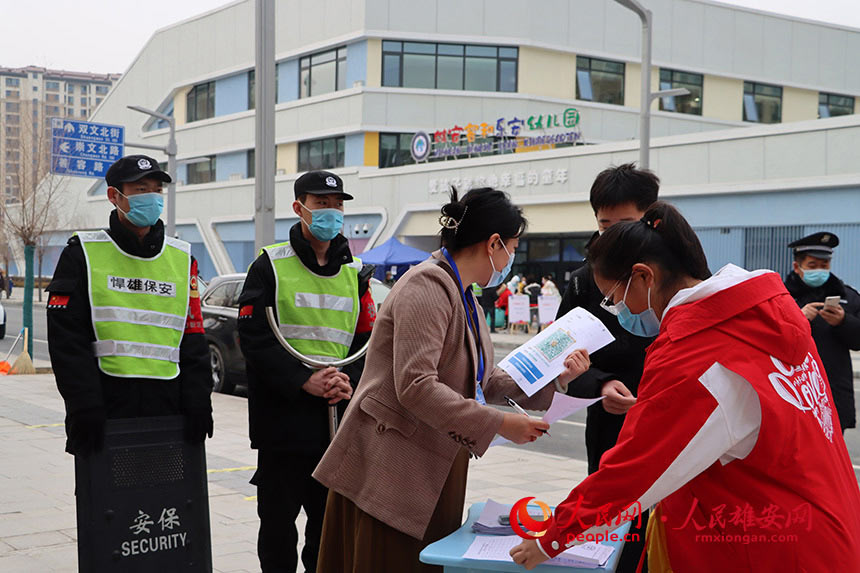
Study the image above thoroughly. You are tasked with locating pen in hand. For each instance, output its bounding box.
[504,395,550,437]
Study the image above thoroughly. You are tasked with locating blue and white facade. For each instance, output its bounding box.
[28,0,860,289]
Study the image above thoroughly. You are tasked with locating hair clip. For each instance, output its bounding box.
[439,205,468,234]
[641,216,661,229]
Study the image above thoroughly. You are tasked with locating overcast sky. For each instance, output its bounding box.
[1,0,858,74]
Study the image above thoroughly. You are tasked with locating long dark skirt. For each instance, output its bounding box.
[317,448,469,573]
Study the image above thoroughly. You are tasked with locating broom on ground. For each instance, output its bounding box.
[0,328,23,374]
[10,327,35,375]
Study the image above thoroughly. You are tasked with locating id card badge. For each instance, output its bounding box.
[476,380,487,405]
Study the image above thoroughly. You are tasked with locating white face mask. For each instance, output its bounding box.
[484,241,515,288]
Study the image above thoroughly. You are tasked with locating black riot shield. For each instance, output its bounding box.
[75,416,212,572]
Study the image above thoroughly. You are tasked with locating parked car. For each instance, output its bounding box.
[200,273,246,394]
[201,272,391,395]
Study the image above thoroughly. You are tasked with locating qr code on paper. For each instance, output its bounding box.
[537,330,575,361]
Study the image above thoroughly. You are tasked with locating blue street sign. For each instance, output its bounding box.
[51,118,124,178]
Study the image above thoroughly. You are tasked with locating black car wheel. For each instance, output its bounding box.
[209,342,234,394]
[0,320,5,340]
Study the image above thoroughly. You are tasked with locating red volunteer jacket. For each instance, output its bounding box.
[538,266,860,572]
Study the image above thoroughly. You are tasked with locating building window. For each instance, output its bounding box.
[743,82,781,124]
[5,90,18,99]
[186,81,215,122]
[247,149,255,178]
[299,47,346,98]
[66,83,74,92]
[379,133,416,168]
[66,108,73,116]
[80,97,88,106]
[80,85,88,94]
[46,81,59,91]
[576,56,625,105]
[658,69,703,115]
[95,85,109,94]
[248,69,255,110]
[5,78,20,87]
[819,93,854,118]
[96,97,103,105]
[298,136,345,171]
[381,41,517,92]
[32,86,38,92]
[6,114,18,124]
[6,126,19,136]
[80,109,87,118]
[46,93,59,103]
[5,102,19,113]
[186,156,216,185]
[46,105,60,116]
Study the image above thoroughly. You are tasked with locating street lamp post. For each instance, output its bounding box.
[613,0,689,169]
[127,105,177,236]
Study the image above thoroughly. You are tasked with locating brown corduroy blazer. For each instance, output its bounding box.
[313,250,556,540]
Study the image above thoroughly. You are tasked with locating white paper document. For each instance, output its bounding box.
[462,535,615,568]
[490,392,603,447]
[499,307,615,397]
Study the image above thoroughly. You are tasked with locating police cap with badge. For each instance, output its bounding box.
[105,154,172,188]
[788,232,840,260]
[294,170,353,200]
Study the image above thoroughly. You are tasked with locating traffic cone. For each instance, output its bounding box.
[10,327,35,375]
[0,329,23,374]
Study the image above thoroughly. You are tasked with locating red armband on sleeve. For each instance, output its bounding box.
[355,288,376,334]
[185,259,205,334]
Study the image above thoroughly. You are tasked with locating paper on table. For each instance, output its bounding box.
[490,392,604,447]
[498,307,614,397]
[462,535,614,569]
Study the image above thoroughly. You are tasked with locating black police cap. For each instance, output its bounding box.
[294,170,353,200]
[788,232,839,260]
[105,155,171,188]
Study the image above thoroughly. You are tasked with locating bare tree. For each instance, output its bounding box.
[1,99,72,355]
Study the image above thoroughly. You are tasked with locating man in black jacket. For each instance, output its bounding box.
[47,154,213,455]
[238,171,375,573]
[556,163,658,573]
[785,232,860,433]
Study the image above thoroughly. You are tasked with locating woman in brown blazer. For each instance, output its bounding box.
[313,188,590,572]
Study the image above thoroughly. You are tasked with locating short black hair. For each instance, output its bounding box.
[439,187,527,252]
[589,163,660,214]
[794,253,829,264]
[588,201,710,290]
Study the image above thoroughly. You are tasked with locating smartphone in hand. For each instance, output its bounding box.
[824,296,841,308]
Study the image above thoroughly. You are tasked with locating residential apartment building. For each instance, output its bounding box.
[0,66,120,200]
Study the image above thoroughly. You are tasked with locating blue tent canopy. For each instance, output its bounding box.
[360,237,431,279]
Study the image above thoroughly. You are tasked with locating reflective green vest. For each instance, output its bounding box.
[78,230,191,380]
[264,241,361,362]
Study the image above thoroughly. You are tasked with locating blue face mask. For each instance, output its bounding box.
[484,240,515,288]
[301,204,344,242]
[801,269,830,288]
[117,191,163,227]
[600,275,661,338]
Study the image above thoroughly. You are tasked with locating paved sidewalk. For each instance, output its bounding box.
[0,375,588,572]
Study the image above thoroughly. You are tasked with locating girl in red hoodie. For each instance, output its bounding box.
[511,202,860,572]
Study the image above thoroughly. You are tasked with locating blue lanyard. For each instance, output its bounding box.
[441,248,486,404]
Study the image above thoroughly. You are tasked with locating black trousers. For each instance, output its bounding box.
[252,450,328,573]
[616,508,648,573]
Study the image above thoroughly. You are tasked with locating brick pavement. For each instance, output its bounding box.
[0,375,589,572]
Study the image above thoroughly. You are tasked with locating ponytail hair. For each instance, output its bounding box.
[439,187,527,252]
[588,201,710,286]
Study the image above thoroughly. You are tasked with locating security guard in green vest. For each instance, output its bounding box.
[46,155,213,457]
[238,170,376,573]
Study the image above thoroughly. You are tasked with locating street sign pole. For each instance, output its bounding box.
[254,0,276,252]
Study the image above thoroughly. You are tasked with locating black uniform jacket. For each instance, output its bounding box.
[556,261,654,474]
[784,271,860,429]
[46,211,213,452]
[237,223,372,456]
